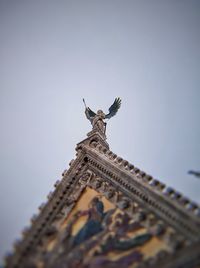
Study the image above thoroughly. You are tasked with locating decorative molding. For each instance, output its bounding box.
[5,134,200,268]
[79,142,200,241]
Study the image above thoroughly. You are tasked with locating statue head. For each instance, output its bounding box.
[97,110,105,118]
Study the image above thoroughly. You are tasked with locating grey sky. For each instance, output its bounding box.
[0,0,200,263]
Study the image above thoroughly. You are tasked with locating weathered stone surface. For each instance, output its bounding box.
[5,128,200,268]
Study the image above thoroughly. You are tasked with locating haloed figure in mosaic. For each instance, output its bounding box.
[46,195,152,268]
[72,196,108,247]
[46,196,113,267]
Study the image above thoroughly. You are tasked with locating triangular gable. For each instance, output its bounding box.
[5,132,200,268]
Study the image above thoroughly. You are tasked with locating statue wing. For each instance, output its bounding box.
[105,97,121,119]
[85,107,96,121]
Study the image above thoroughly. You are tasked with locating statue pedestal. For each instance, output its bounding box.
[76,129,109,151]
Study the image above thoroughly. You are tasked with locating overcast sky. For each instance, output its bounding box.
[0,0,200,264]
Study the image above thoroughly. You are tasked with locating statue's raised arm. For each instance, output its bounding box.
[83,99,96,123]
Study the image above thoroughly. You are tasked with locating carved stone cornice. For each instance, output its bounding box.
[5,133,200,268]
[5,152,88,268]
[85,144,199,241]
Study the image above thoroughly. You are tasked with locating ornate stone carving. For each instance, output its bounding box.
[5,127,200,268]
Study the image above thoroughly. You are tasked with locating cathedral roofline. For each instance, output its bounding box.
[75,136,200,241]
[5,128,200,268]
[77,139,200,219]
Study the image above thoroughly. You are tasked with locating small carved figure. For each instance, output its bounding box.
[83,98,121,134]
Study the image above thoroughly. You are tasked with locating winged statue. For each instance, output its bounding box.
[83,97,121,134]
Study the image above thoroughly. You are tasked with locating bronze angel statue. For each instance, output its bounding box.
[83,97,121,134]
